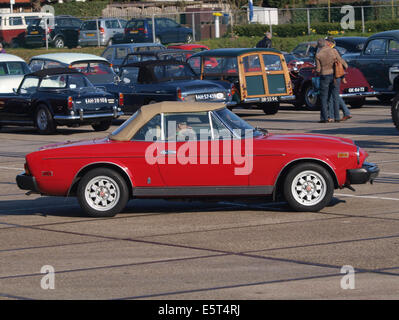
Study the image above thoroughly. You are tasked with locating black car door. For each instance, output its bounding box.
[354,38,388,92]
[383,38,399,92]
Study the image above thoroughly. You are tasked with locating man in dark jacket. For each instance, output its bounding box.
[256,32,272,48]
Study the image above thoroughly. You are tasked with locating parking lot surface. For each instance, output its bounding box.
[0,99,398,300]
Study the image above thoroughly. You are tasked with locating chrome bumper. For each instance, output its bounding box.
[340,91,377,98]
[54,108,123,121]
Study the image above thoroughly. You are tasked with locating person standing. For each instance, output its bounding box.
[325,37,352,121]
[0,43,6,54]
[256,31,272,48]
[315,38,347,123]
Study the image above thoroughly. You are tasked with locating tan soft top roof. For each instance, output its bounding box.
[109,101,226,141]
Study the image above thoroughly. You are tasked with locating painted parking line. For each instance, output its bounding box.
[335,193,399,201]
[0,166,22,171]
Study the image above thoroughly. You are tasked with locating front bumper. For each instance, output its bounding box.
[347,162,380,184]
[16,173,39,192]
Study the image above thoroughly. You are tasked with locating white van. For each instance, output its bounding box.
[0,12,53,47]
[0,53,31,93]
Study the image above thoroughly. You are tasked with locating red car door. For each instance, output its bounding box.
[156,112,248,187]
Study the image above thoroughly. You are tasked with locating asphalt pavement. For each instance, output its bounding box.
[0,98,398,300]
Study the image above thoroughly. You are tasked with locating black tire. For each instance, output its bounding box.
[54,36,65,48]
[261,102,279,115]
[283,162,334,212]
[77,168,129,217]
[377,94,393,104]
[303,84,320,111]
[155,37,162,44]
[348,98,365,108]
[34,105,56,134]
[92,120,112,132]
[186,33,193,43]
[391,94,399,131]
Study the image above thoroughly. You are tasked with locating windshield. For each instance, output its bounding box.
[71,61,115,84]
[215,108,262,138]
[38,74,93,90]
[0,62,30,76]
[153,63,197,82]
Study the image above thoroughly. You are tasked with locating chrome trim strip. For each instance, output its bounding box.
[54,111,123,121]
[340,91,376,98]
[67,161,134,196]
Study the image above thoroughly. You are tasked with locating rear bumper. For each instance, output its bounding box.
[16,173,39,192]
[347,162,379,184]
[53,109,123,123]
[243,95,296,103]
[340,91,377,98]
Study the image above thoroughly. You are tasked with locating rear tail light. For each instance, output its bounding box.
[230,84,237,97]
[67,96,73,110]
[47,28,52,34]
[99,27,105,35]
[24,162,31,175]
[119,93,124,106]
[177,88,183,101]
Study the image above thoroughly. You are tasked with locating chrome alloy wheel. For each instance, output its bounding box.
[291,170,327,206]
[84,176,121,211]
[36,108,49,131]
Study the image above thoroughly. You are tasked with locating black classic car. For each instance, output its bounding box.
[105,60,235,113]
[0,68,123,134]
[120,49,195,65]
[344,31,399,103]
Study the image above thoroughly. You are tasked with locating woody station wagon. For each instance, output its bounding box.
[187,48,295,115]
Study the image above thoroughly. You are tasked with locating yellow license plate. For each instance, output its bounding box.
[130,30,138,34]
[87,33,95,37]
[30,31,39,34]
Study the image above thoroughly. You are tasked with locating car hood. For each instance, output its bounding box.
[39,137,110,151]
[258,132,355,147]
[0,75,24,93]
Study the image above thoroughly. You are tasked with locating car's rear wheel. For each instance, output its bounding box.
[391,94,399,131]
[186,34,193,43]
[54,37,65,48]
[35,105,56,134]
[304,84,320,111]
[92,120,112,132]
[261,102,279,115]
[283,162,334,212]
[77,168,129,217]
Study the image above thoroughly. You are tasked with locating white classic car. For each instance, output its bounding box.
[0,54,31,93]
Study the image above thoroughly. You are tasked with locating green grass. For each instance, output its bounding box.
[6,32,374,63]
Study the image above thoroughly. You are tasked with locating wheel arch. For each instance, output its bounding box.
[68,162,134,197]
[273,158,339,201]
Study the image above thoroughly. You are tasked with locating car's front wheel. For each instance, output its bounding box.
[77,168,129,217]
[283,162,334,212]
[186,34,193,43]
[54,37,65,48]
[304,84,320,111]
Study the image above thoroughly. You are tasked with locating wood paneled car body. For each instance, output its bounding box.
[187,48,295,115]
[17,101,378,217]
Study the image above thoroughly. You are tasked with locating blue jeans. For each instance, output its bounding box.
[320,74,340,121]
[328,77,351,119]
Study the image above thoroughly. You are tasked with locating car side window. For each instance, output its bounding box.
[116,47,128,59]
[120,67,139,84]
[44,60,63,69]
[131,114,162,141]
[40,75,68,89]
[29,60,44,72]
[164,112,211,141]
[388,39,399,55]
[364,39,386,55]
[19,77,39,94]
[10,16,23,26]
[164,19,179,28]
[102,47,114,60]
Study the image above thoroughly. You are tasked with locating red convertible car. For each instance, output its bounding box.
[16,102,379,217]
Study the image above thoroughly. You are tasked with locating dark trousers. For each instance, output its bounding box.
[320,74,340,121]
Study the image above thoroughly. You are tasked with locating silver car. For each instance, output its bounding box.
[78,18,127,47]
